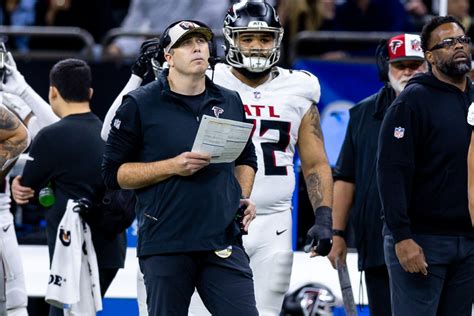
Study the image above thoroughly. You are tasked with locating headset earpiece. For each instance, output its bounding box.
[375,39,389,82]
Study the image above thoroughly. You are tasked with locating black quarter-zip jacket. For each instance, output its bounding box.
[377,72,474,243]
[102,69,257,256]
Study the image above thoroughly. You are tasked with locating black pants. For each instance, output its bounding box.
[48,267,119,316]
[364,265,391,316]
[139,244,258,316]
[384,234,474,316]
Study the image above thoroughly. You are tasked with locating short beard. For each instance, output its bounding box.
[388,72,407,95]
[437,56,472,79]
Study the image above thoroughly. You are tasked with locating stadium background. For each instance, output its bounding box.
[2,0,473,315]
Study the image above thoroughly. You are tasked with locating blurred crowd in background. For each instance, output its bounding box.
[2,0,474,64]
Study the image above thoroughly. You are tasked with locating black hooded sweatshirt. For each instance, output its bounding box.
[377,72,474,243]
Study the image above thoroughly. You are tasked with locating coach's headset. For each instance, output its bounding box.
[375,39,390,83]
[156,20,220,71]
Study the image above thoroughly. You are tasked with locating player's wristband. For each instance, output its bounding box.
[332,229,346,239]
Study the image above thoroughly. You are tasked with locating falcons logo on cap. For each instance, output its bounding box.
[389,39,403,54]
[179,21,196,30]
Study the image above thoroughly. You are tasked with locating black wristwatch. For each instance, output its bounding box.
[332,229,346,239]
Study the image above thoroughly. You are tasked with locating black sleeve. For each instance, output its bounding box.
[333,116,355,183]
[21,131,56,194]
[102,96,142,190]
[376,99,417,243]
[234,92,258,172]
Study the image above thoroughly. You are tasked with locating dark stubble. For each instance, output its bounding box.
[437,52,472,78]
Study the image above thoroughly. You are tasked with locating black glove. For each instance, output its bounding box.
[131,38,160,78]
[304,206,333,256]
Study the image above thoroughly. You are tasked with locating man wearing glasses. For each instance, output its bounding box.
[328,33,427,316]
[377,16,474,316]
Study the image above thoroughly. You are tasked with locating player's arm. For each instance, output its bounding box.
[297,103,333,257]
[3,53,60,131]
[297,104,333,209]
[0,105,29,172]
[101,75,142,141]
[102,38,159,140]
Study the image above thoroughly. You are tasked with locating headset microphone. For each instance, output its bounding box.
[208,56,222,69]
[208,56,222,81]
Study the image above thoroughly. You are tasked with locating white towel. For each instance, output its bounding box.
[46,200,102,315]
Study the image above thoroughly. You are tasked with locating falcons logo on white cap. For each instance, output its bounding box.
[389,39,403,54]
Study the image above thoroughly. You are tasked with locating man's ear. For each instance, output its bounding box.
[425,51,434,66]
[164,52,173,67]
[49,86,58,101]
[89,88,93,100]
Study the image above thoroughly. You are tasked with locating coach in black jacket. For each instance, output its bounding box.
[102,20,258,316]
[377,16,474,316]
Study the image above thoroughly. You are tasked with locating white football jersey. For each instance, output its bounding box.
[212,63,321,214]
[0,179,11,213]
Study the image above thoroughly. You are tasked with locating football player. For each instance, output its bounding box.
[191,1,333,315]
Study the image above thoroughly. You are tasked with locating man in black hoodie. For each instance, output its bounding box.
[329,33,426,316]
[377,16,474,316]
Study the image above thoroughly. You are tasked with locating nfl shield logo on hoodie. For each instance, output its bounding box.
[394,127,405,139]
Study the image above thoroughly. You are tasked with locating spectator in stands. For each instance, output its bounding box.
[277,0,346,64]
[278,0,336,37]
[0,0,36,52]
[331,0,414,56]
[334,0,414,33]
[403,0,433,31]
[328,33,427,316]
[448,0,474,39]
[32,0,116,50]
[105,0,230,57]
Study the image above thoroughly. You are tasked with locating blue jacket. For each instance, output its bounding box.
[102,69,257,256]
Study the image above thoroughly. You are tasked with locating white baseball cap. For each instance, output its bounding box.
[164,21,213,53]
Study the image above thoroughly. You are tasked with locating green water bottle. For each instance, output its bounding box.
[38,182,55,207]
